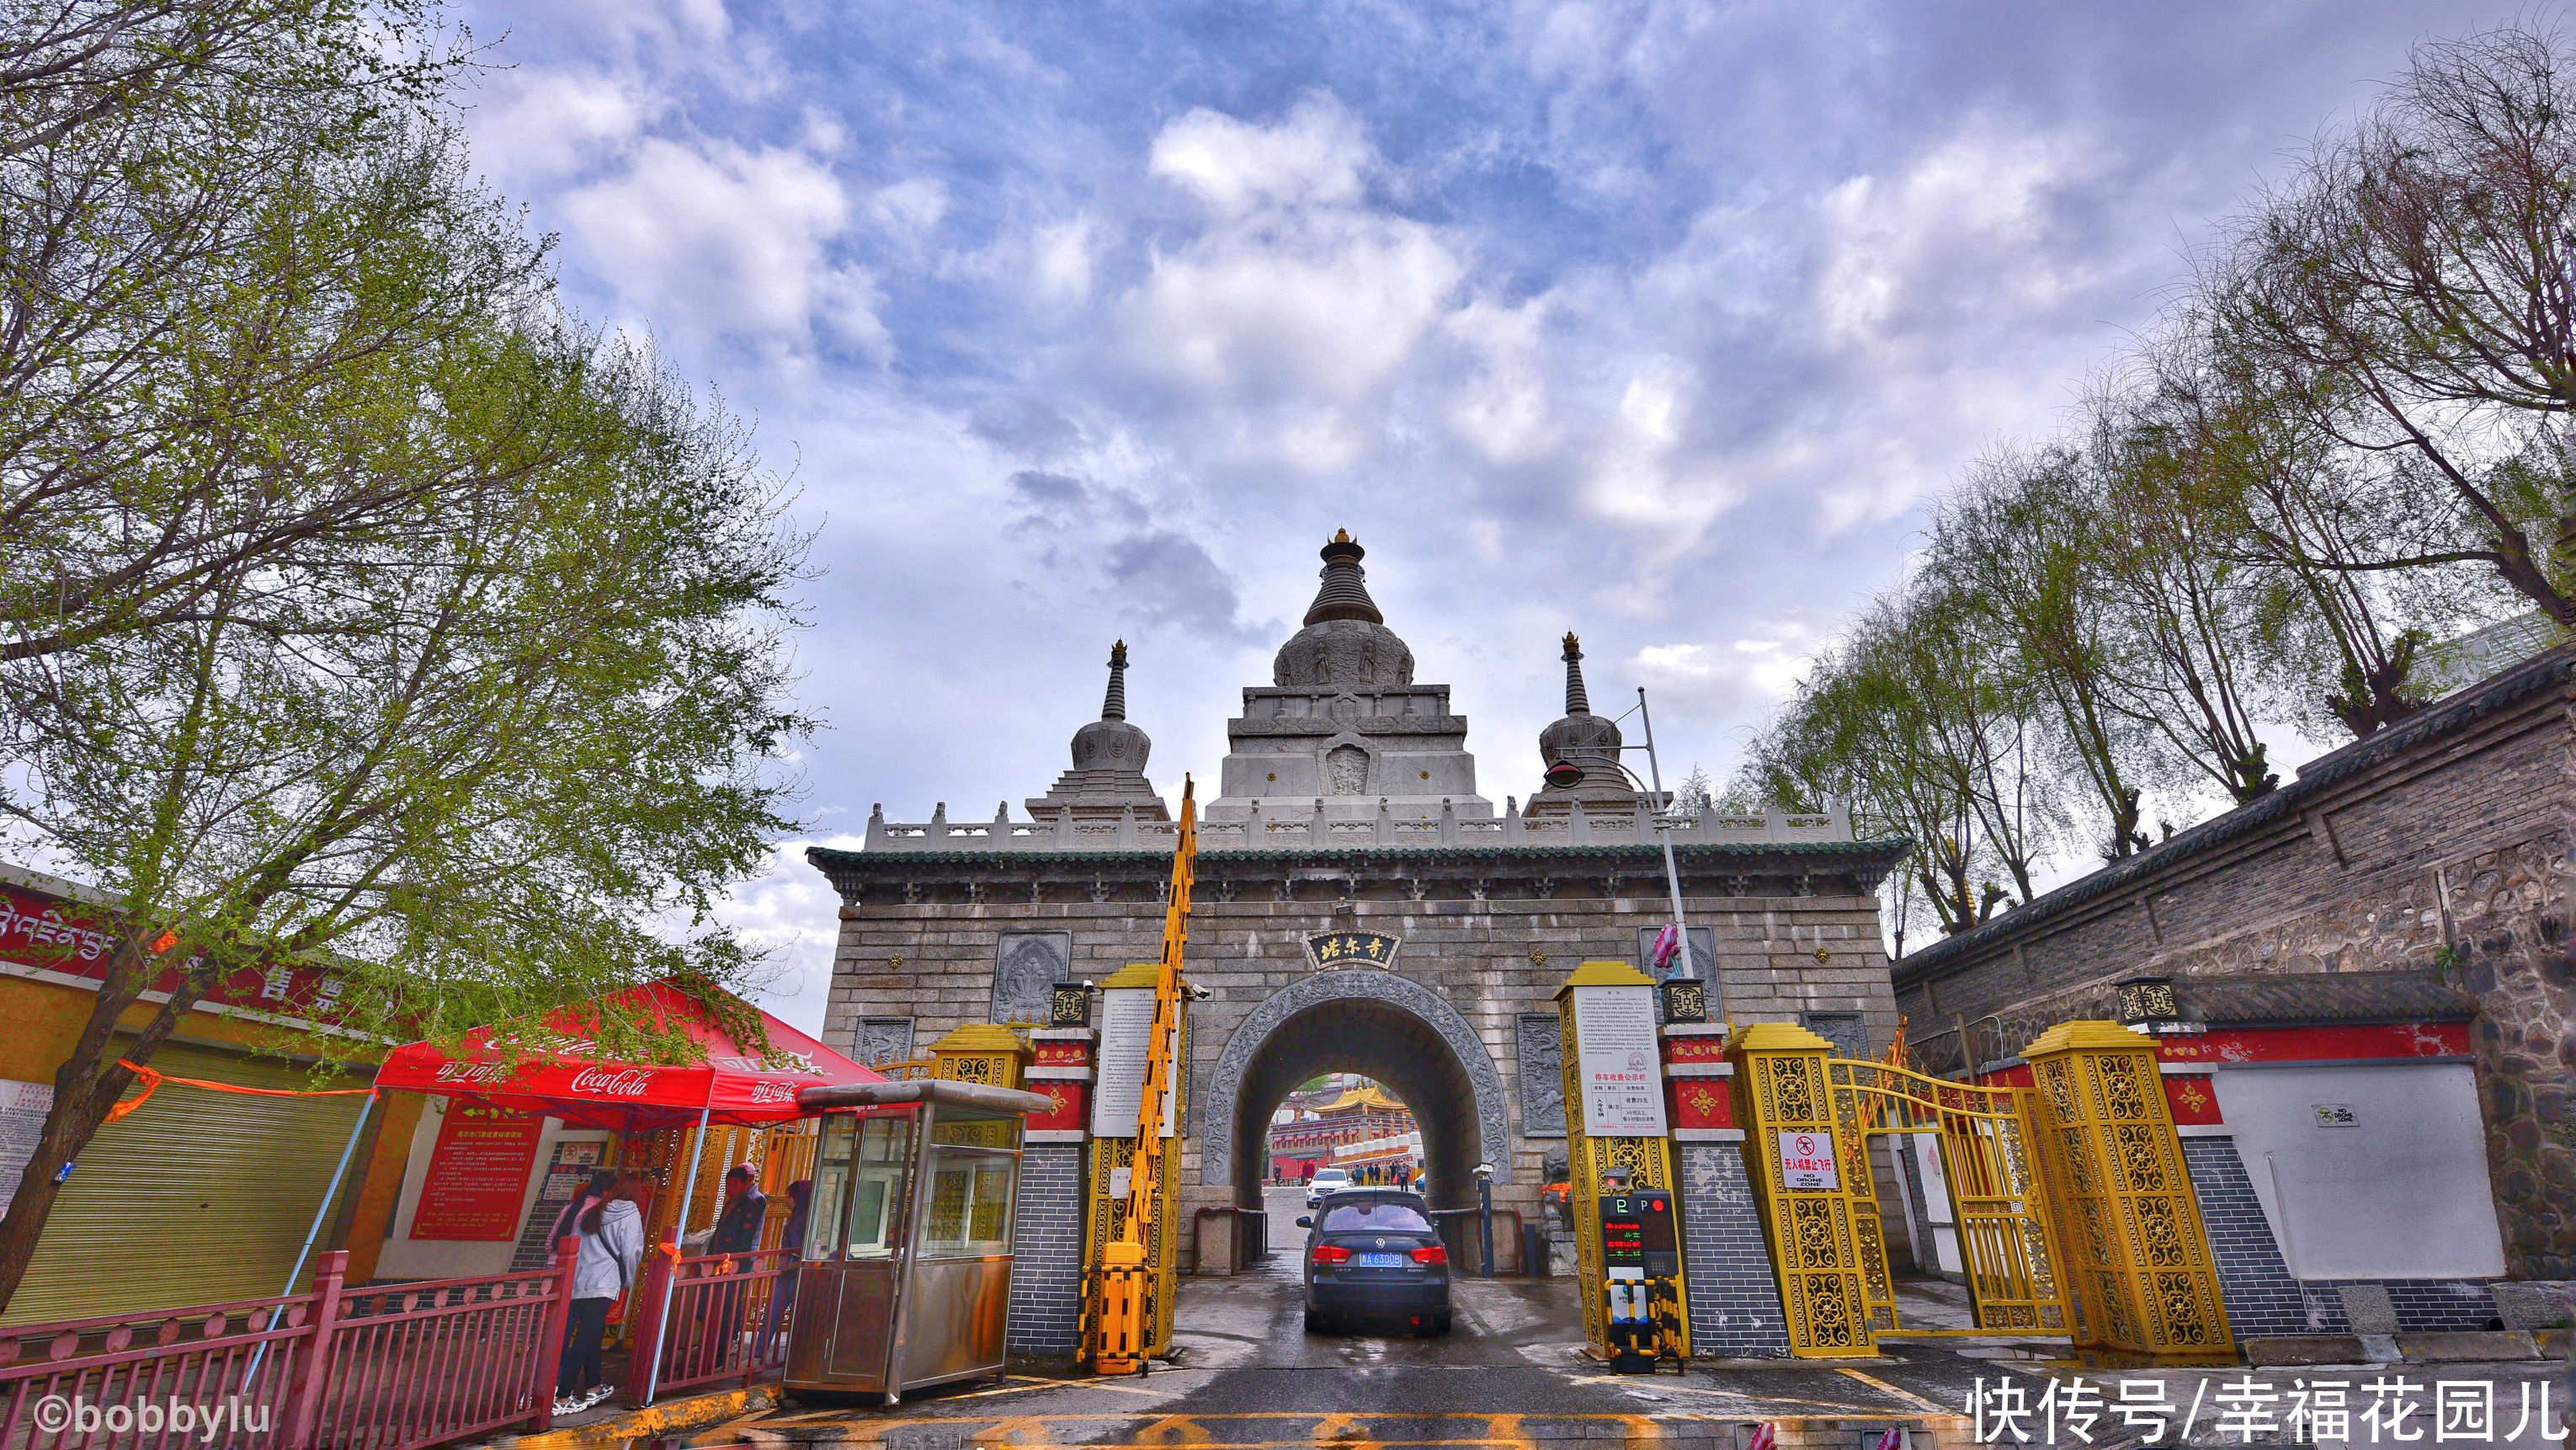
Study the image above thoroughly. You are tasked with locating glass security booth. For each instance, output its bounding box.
[785,1079,1057,1403]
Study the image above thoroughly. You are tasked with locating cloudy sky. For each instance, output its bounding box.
[450,0,2511,1036]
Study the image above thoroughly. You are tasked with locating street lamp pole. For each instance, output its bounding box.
[1633,687,1696,981]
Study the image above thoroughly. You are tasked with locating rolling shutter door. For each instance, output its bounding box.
[3,1042,368,1325]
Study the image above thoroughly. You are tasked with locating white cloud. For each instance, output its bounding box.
[870,178,951,238]
[1813,119,2104,351]
[558,137,885,358]
[468,68,651,188]
[1148,97,1370,218]
[1115,97,1466,470]
[1442,296,1561,465]
[1632,611,1842,719]
[718,835,863,1037]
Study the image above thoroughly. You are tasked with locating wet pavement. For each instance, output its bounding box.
[695,1190,2573,1449]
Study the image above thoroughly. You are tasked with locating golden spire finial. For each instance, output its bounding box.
[1332,527,1353,544]
[1562,631,1580,655]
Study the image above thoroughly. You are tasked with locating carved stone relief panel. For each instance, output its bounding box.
[1516,1012,1567,1137]
[992,930,1072,1025]
[1326,744,1369,795]
[857,1016,915,1068]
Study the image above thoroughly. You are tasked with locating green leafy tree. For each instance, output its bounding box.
[0,1,811,1314]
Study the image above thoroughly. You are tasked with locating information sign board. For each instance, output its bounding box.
[411,1102,546,1240]
[1089,987,1178,1138]
[1571,986,1667,1135]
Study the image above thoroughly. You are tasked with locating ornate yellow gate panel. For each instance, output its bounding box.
[2022,1021,2233,1358]
[1827,1059,2067,1336]
[1730,1023,1876,1357]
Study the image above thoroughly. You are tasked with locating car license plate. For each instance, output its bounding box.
[1355,1252,1408,1268]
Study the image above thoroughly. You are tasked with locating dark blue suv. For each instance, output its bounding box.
[1296,1190,1451,1335]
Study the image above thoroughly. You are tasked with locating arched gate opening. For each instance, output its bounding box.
[1196,969,1514,1216]
[1230,998,1482,1211]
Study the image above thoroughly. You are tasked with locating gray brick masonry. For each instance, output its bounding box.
[1006,1143,1086,1357]
[1678,1142,1791,1357]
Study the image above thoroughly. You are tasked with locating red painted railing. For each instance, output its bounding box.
[626,1244,793,1399]
[0,1285,311,1448]
[303,1246,577,1449]
[0,1242,579,1450]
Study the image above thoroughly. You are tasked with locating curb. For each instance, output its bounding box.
[473,1384,785,1449]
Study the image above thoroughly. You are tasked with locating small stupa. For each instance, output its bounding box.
[1024,641,1171,821]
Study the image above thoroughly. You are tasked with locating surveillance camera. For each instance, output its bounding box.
[1184,981,1214,1001]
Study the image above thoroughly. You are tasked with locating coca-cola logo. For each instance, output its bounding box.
[569,1067,654,1096]
[433,1063,509,1085]
[749,1080,796,1104]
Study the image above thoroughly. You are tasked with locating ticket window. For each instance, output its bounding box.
[807,1112,914,1261]
[918,1110,1021,1260]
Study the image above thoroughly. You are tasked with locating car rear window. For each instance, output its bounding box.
[1321,1200,1433,1234]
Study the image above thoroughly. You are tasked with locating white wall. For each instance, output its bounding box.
[374,1100,604,1282]
[2212,1062,2504,1281]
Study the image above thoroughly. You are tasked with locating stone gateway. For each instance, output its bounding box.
[808,533,1908,1333]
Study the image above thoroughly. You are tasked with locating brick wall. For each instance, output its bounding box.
[1676,1142,1791,1357]
[1893,651,2576,1278]
[2180,1136,2308,1338]
[1005,1143,1087,1357]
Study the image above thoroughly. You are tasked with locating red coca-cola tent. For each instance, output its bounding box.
[374,978,881,1131]
[375,980,882,1405]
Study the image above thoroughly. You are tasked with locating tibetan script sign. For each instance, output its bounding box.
[1570,985,1667,1135]
[1305,931,1400,971]
[1778,1129,1839,1191]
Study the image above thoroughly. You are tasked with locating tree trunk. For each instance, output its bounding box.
[0,930,205,1317]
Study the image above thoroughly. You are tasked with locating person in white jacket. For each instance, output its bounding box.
[556,1175,646,1415]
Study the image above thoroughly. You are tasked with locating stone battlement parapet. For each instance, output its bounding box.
[863,800,1854,853]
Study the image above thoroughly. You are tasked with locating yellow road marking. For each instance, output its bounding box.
[1832,1368,1945,1413]
[973,1415,1059,1445]
[1132,1415,1218,1444]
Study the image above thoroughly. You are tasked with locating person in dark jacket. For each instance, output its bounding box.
[700,1164,769,1355]
[710,1164,768,1255]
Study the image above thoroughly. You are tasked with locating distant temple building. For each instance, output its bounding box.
[1266,1080,1418,1182]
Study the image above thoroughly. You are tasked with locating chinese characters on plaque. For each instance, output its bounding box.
[1305,931,1401,970]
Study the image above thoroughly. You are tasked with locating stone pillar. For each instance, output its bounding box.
[1554,961,1691,1360]
[1008,1025,1095,1357]
[1083,962,1183,1360]
[1663,1022,1791,1357]
[2022,1021,2235,1357]
[1727,1021,1877,1357]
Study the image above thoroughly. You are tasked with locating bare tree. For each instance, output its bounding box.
[2224,24,2576,624]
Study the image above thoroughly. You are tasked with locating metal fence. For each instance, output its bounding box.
[626,1247,793,1399]
[0,1245,577,1450]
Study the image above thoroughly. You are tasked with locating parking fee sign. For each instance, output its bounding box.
[1778,1130,1839,1190]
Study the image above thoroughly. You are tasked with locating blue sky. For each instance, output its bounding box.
[450,0,2516,1034]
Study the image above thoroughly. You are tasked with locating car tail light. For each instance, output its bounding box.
[1311,1244,1351,1265]
[1411,1244,1447,1265]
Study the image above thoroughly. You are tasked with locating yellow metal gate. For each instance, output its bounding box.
[1826,1058,2067,1336]
[1732,1019,2234,1359]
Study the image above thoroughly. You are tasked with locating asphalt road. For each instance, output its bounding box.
[713,1188,2573,1448]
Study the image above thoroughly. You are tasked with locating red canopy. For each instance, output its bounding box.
[374,980,881,1132]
